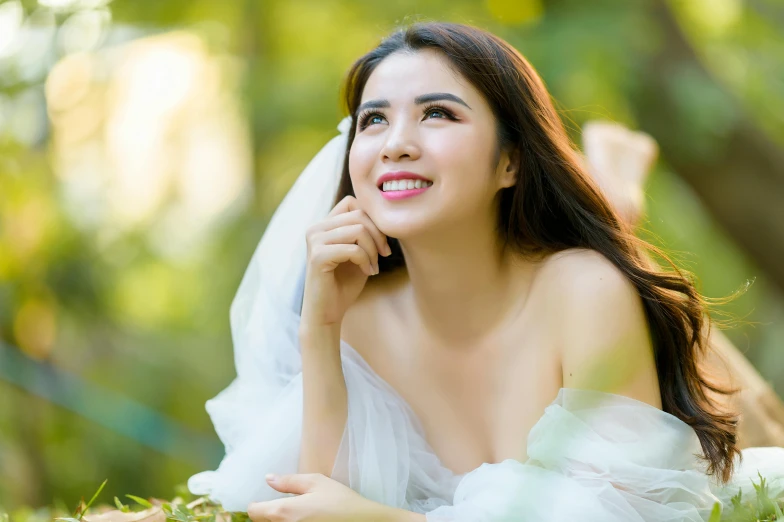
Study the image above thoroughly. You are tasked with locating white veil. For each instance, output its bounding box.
[187,116,353,504]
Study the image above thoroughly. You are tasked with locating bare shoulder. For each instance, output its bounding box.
[536,247,631,296]
[536,248,662,407]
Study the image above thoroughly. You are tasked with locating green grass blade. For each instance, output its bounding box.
[707,502,722,522]
[125,494,153,508]
[83,479,108,514]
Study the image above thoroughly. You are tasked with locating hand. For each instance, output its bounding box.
[247,473,392,522]
[301,195,391,327]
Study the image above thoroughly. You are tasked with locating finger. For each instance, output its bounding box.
[317,224,379,273]
[247,498,288,522]
[323,209,391,257]
[327,194,359,218]
[268,473,321,495]
[324,197,390,256]
[311,243,374,276]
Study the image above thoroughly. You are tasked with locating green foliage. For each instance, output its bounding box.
[1,0,783,513]
[0,481,250,522]
[2,476,784,521]
[709,501,722,522]
[715,472,784,521]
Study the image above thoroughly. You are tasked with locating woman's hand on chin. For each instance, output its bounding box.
[247,473,412,522]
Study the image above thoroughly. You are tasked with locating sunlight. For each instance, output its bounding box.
[0,0,24,58]
[44,30,252,260]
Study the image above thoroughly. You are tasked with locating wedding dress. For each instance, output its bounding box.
[187,117,784,520]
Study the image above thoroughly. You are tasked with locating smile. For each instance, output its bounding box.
[380,179,433,200]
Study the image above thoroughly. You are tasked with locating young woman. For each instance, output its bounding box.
[189,22,784,521]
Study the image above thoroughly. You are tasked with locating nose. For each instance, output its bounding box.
[379,118,421,163]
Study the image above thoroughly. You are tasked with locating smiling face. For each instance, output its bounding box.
[348,49,517,239]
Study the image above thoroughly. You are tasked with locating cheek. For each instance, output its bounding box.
[430,132,496,195]
[348,141,375,189]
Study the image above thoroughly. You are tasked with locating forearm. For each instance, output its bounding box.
[382,507,427,522]
[298,322,347,476]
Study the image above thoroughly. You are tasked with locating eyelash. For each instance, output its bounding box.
[356,103,457,131]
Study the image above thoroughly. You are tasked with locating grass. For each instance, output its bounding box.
[711,473,784,522]
[0,473,782,521]
[0,482,249,522]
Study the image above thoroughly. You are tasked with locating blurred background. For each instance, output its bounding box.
[0,0,782,513]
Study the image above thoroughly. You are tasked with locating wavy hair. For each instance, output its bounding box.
[333,21,739,482]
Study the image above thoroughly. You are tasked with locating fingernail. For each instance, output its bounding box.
[265,474,277,483]
[384,244,392,256]
[374,262,379,275]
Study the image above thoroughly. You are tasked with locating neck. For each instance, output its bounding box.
[397,213,536,347]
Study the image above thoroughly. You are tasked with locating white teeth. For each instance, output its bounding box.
[382,179,432,192]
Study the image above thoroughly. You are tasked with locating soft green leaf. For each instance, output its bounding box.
[707,502,721,522]
[125,495,153,508]
[84,479,108,514]
[230,512,251,522]
[113,496,130,513]
[774,497,784,519]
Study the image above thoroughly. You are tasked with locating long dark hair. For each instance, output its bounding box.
[334,21,739,482]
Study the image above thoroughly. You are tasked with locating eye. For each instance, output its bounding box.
[422,104,456,121]
[425,107,447,119]
[357,111,385,130]
[356,104,457,131]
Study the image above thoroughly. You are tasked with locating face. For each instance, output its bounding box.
[348,49,517,239]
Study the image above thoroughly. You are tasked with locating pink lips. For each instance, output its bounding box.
[381,185,431,200]
[377,171,433,201]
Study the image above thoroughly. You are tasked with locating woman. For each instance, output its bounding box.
[188,22,784,521]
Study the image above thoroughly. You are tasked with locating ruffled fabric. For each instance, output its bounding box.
[187,117,348,510]
[425,388,719,521]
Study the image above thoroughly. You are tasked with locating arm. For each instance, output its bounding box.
[557,250,662,408]
[298,322,347,476]
[384,507,427,522]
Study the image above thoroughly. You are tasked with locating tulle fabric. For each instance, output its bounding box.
[187,117,784,519]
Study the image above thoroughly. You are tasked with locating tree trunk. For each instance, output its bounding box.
[631,1,784,292]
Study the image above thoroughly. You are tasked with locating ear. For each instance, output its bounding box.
[497,146,520,189]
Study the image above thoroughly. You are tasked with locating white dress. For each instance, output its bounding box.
[187,117,784,520]
[188,322,784,520]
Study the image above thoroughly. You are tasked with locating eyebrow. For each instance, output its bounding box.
[356,92,472,114]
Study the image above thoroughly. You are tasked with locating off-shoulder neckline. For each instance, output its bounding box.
[337,337,691,479]
[338,338,671,416]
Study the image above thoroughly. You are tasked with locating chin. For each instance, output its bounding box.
[358,191,445,238]
[370,212,437,240]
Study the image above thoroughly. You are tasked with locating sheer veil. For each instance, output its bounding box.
[187,116,352,502]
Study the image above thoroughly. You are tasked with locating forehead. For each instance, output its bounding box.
[360,49,475,104]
